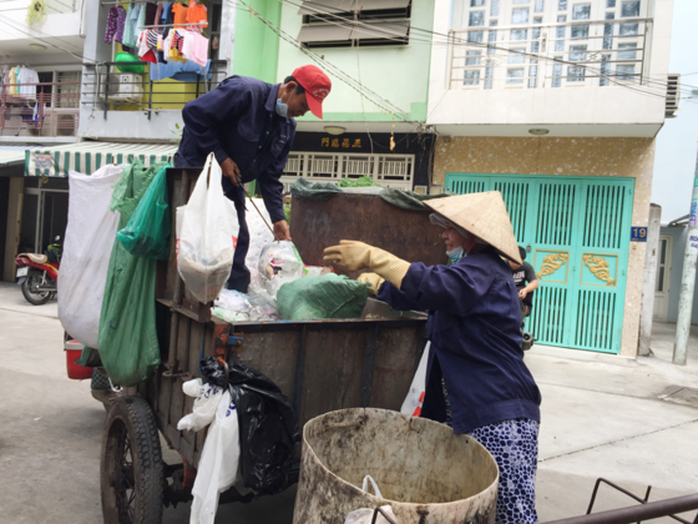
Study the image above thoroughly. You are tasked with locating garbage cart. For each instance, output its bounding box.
[98,168,430,524]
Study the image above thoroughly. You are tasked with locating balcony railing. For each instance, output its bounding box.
[448,17,651,90]
[82,60,228,120]
[0,81,80,138]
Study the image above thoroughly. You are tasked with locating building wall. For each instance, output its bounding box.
[232,0,281,82]
[427,0,674,133]
[276,0,434,124]
[663,226,698,325]
[432,136,655,356]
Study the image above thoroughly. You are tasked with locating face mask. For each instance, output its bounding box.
[275,86,295,118]
[447,246,465,264]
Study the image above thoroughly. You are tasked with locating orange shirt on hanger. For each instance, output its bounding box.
[171,3,189,26]
[187,1,208,29]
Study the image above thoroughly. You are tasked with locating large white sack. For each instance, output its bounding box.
[58,164,125,348]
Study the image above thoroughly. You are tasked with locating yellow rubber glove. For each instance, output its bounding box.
[357,272,385,295]
[323,240,411,289]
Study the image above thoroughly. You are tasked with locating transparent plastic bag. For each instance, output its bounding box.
[257,241,304,297]
[177,154,238,303]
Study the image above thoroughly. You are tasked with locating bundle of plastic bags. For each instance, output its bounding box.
[276,273,369,320]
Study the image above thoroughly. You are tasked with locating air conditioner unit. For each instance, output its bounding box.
[100,73,143,103]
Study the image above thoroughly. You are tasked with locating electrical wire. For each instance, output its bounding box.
[277,0,694,99]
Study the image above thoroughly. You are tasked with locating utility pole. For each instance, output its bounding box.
[674,173,698,365]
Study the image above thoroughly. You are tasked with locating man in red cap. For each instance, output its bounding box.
[174,65,331,292]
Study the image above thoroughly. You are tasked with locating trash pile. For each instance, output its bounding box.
[211,240,369,323]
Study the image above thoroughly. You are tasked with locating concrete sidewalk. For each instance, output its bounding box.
[0,280,697,523]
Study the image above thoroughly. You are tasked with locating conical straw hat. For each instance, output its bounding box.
[425,191,522,264]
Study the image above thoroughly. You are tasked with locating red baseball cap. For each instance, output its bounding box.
[293,65,331,119]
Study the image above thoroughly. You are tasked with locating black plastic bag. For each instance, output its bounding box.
[199,357,300,495]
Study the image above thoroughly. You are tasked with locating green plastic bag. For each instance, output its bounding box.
[98,160,169,387]
[276,273,369,320]
[116,165,171,260]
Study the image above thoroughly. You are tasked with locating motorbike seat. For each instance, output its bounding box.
[20,253,48,264]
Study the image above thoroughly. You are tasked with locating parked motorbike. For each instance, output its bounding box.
[15,236,61,305]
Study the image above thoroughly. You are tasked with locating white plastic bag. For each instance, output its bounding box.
[400,341,430,417]
[190,390,239,524]
[257,241,305,297]
[58,164,125,349]
[344,477,397,524]
[178,154,238,304]
[178,379,240,524]
[177,379,223,432]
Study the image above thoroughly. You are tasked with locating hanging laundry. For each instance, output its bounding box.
[154,3,164,27]
[144,2,158,25]
[149,59,211,82]
[17,67,39,100]
[9,67,19,96]
[162,2,174,39]
[136,2,147,31]
[171,2,188,26]
[186,1,208,32]
[122,4,140,48]
[181,30,209,67]
[105,6,126,44]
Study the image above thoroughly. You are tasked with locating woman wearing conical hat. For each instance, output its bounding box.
[324,191,542,524]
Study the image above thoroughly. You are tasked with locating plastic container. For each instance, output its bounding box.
[293,408,499,524]
[65,339,92,380]
[114,51,145,73]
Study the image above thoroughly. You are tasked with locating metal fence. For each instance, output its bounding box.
[81,60,228,120]
[0,81,80,138]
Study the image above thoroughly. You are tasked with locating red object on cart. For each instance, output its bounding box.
[65,339,92,380]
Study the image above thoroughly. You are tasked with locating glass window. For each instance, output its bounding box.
[552,63,563,87]
[572,4,591,19]
[621,1,640,17]
[469,11,485,26]
[471,0,486,6]
[511,28,528,40]
[491,0,499,16]
[571,25,589,38]
[600,54,611,86]
[619,23,639,35]
[507,68,524,84]
[466,50,482,65]
[603,13,614,49]
[569,44,587,61]
[535,0,544,12]
[559,0,567,9]
[513,0,529,3]
[512,8,529,23]
[509,49,526,63]
[568,65,585,81]
[606,0,616,6]
[616,64,635,80]
[617,43,637,59]
[529,65,538,88]
[464,70,481,85]
[484,66,494,89]
[468,31,484,42]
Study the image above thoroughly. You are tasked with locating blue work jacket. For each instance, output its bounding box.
[378,248,541,433]
[175,76,295,223]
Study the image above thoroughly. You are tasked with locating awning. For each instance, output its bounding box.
[25,141,178,177]
[0,145,40,167]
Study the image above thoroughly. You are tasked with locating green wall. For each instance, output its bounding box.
[232,0,282,82]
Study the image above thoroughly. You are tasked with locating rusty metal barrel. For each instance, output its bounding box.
[293,408,499,524]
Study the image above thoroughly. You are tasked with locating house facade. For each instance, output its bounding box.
[427,0,674,356]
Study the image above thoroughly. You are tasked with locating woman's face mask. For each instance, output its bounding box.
[447,246,465,264]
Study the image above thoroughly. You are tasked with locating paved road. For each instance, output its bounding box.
[1,281,698,523]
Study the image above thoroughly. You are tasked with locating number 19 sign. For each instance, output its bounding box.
[631,227,647,242]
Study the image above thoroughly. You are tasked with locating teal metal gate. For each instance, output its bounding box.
[445,173,634,354]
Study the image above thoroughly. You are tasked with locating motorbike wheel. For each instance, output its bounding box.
[21,270,52,305]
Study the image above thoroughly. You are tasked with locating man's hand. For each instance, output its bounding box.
[519,289,528,299]
[273,219,292,241]
[221,158,242,186]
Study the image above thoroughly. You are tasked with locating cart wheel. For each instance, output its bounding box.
[101,396,164,524]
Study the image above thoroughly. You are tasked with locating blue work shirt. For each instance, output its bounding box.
[176,75,295,224]
[377,247,541,434]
